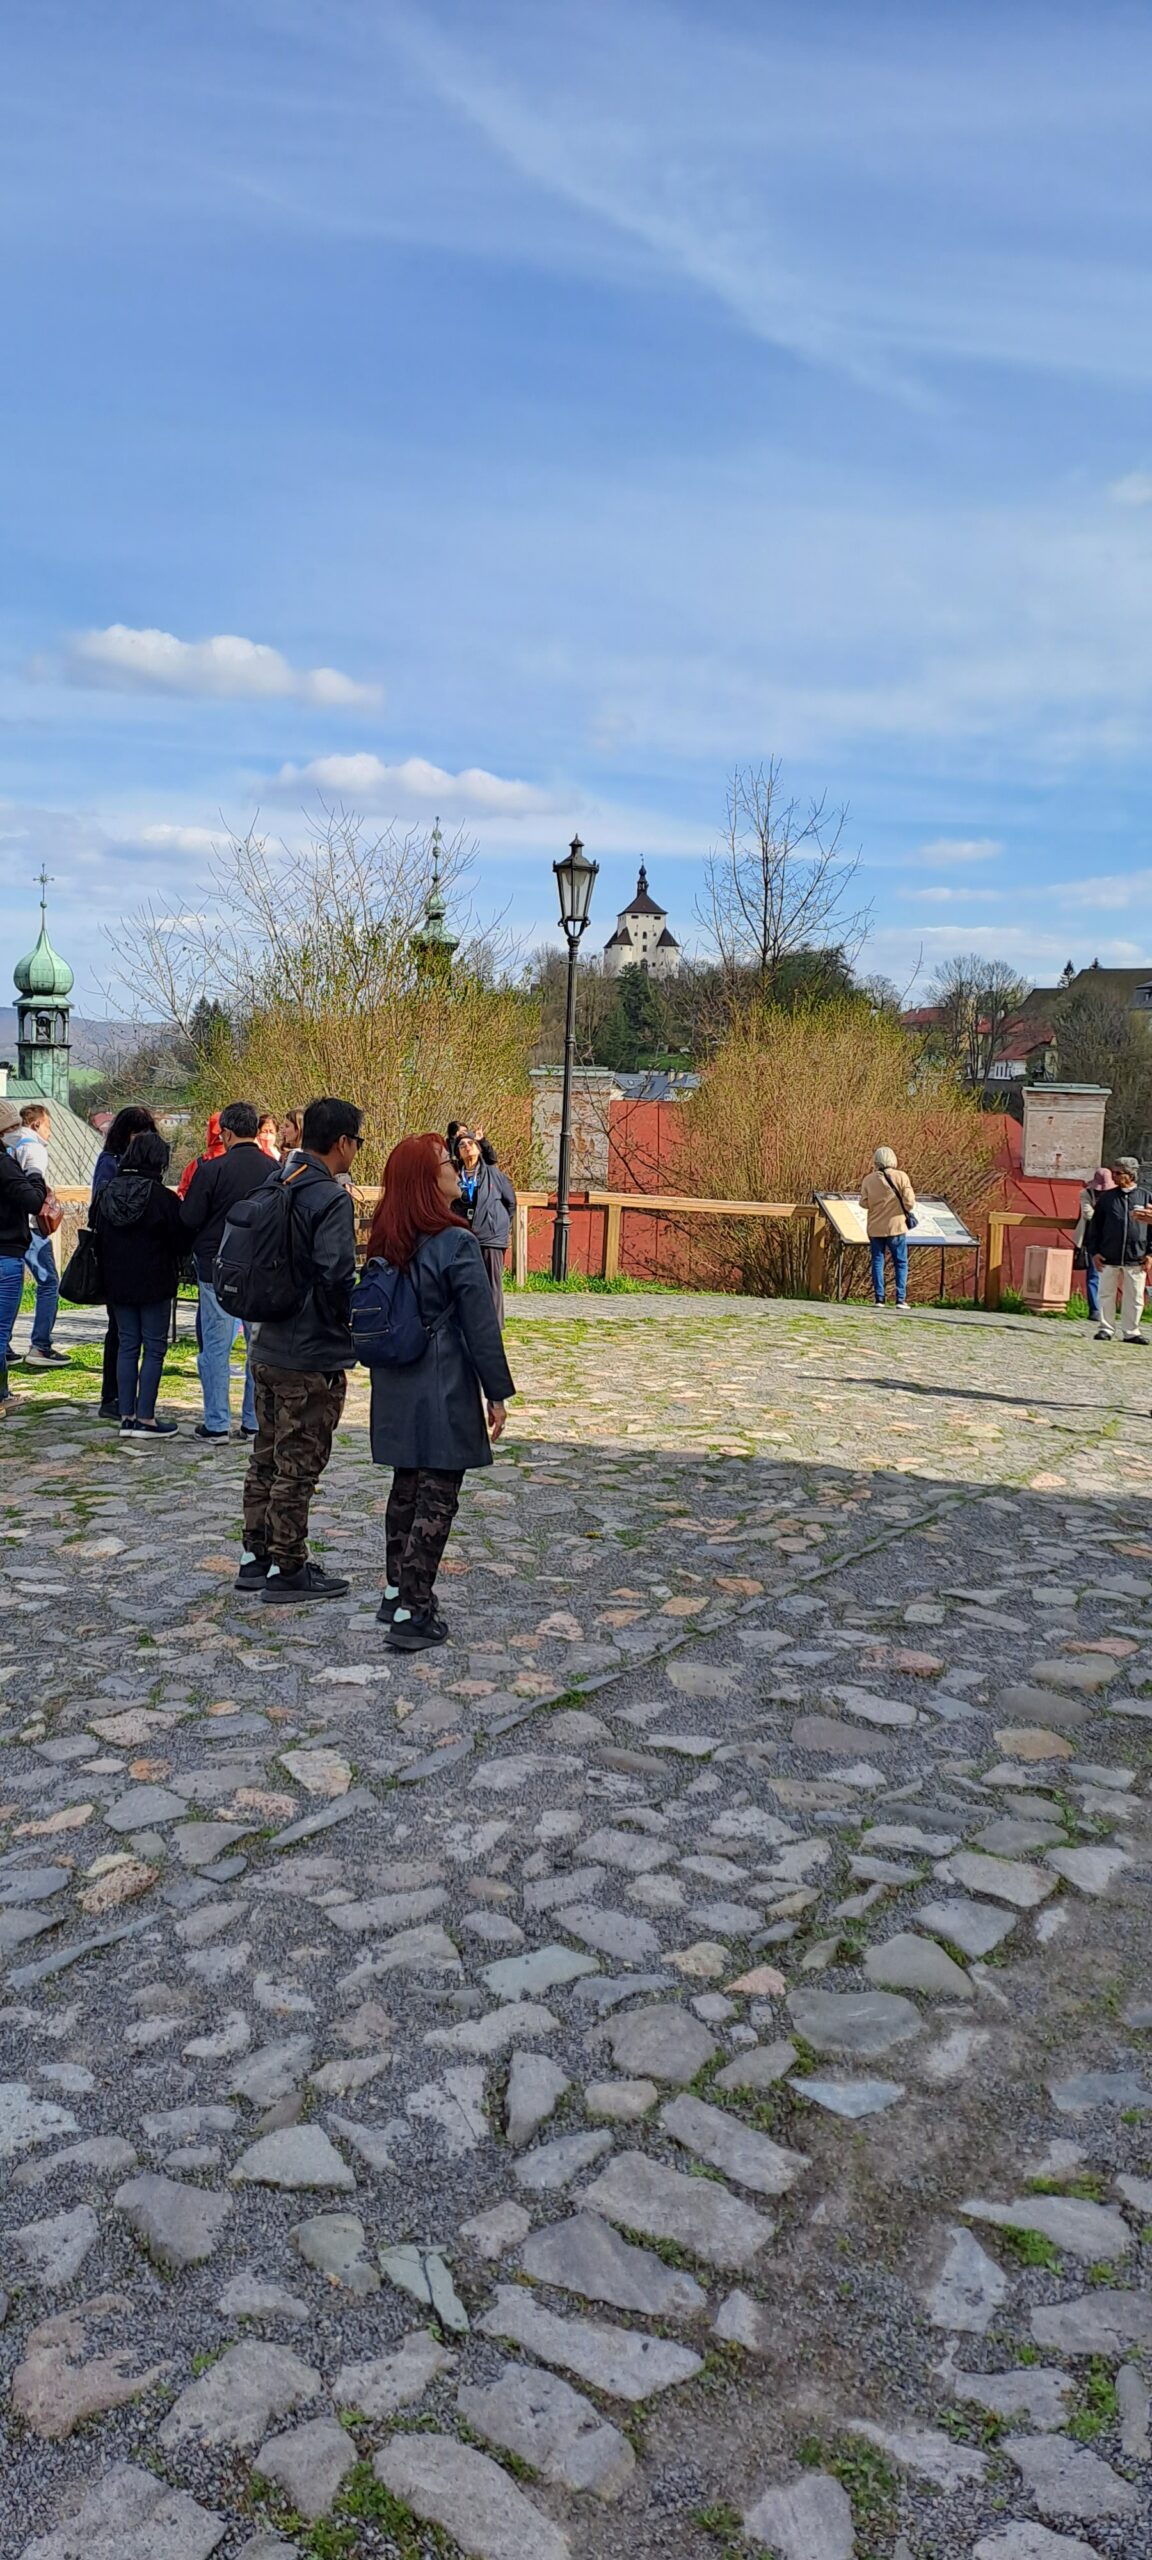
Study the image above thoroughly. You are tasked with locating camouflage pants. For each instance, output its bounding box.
[385,1468,463,1613]
[243,1365,346,1572]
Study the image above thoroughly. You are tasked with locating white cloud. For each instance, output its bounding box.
[917,837,1002,865]
[50,625,379,707]
[1109,472,1152,507]
[912,884,1001,903]
[271,751,561,817]
[1056,868,1152,912]
[135,822,222,856]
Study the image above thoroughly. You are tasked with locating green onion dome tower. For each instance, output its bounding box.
[13,869,75,1106]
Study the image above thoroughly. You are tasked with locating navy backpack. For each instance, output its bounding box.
[349,1257,431,1366]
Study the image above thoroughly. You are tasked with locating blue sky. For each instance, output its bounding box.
[3,0,1152,1011]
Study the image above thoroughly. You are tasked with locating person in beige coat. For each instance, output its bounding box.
[859,1146,916,1308]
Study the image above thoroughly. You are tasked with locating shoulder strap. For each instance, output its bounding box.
[881,1169,907,1206]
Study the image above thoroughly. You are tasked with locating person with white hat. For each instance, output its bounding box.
[0,1098,48,1414]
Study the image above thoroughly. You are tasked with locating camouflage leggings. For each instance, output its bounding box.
[386,1468,463,1613]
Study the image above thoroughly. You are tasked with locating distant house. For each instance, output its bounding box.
[603,867,681,981]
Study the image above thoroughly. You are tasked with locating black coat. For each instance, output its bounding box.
[181,1141,278,1278]
[248,1152,357,1375]
[92,1174,185,1305]
[0,1149,47,1259]
[369,1226,516,1472]
[1085,1186,1152,1268]
[460,1151,517,1251]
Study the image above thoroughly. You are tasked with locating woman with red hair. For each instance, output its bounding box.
[366,1132,515,1650]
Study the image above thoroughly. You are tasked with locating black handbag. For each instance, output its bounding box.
[60,1225,104,1306]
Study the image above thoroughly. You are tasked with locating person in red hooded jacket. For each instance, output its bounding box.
[178,1111,225,1201]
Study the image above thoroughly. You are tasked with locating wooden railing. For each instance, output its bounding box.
[53,1184,1080,1313]
[509,1191,824,1291]
[983,1210,1077,1311]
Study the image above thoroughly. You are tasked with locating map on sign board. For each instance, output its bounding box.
[815,1195,978,1250]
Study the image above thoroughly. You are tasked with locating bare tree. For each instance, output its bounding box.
[107,806,537,1184]
[928,953,1029,1086]
[698,762,870,1001]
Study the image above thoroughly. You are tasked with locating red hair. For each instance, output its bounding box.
[368,1132,469,1268]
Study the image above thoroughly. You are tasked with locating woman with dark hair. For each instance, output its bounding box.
[447,1124,517,1322]
[367,1132,515,1650]
[91,1106,159,1420]
[91,1131,185,1436]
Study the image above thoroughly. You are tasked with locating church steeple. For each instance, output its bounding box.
[411,820,459,980]
[14,871,74,1106]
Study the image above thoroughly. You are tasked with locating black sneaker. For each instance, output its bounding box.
[235,1554,271,1591]
[237,1425,257,1439]
[136,1418,179,1435]
[1094,1327,1112,1341]
[98,1401,121,1421]
[195,1423,230,1440]
[1123,1333,1148,1346]
[24,1346,71,1367]
[387,1605,449,1652]
[262,1561,351,1604]
[376,1591,399,1625]
[119,1417,139,1434]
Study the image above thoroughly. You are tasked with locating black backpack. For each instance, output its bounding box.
[214,1180,308,1323]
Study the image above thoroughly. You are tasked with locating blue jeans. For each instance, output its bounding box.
[197,1277,256,1434]
[113,1299,170,1422]
[24,1229,59,1351]
[0,1252,24,1378]
[870,1235,909,1303]
[1085,1259,1100,1320]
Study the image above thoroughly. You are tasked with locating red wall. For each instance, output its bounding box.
[525,1100,1088,1296]
[995,1117,1085,1292]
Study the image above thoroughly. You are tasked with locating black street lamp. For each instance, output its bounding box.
[551,833,598,1282]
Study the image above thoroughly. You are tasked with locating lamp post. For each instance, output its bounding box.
[551,833,598,1282]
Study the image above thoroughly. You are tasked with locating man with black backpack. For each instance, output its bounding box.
[225,1096,363,1603]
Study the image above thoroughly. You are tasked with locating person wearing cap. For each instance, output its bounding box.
[0,1097,48,1414]
[1073,1168,1112,1323]
[1084,1155,1152,1344]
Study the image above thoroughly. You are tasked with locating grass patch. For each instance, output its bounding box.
[317,2458,458,2555]
[517,1272,682,1294]
[941,2404,1006,2447]
[997,2227,1062,2270]
[797,2432,899,2552]
[1069,2358,1120,2442]
[1027,2172,1107,2201]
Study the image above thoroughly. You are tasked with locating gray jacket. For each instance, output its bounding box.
[369,1226,516,1472]
[248,1153,357,1375]
[460,1152,517,1251]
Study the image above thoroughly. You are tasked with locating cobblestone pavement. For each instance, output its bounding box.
[1,1297,1150,2560]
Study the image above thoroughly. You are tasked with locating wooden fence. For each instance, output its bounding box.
[54,1185,1082,1311]
[509,1191,826,1292]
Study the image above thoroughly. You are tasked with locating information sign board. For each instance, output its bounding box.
[815,1194,977,1250]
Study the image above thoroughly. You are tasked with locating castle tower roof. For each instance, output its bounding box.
[620,863,665,919]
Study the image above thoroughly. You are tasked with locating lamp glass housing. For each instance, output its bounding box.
[554,834,598,932]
